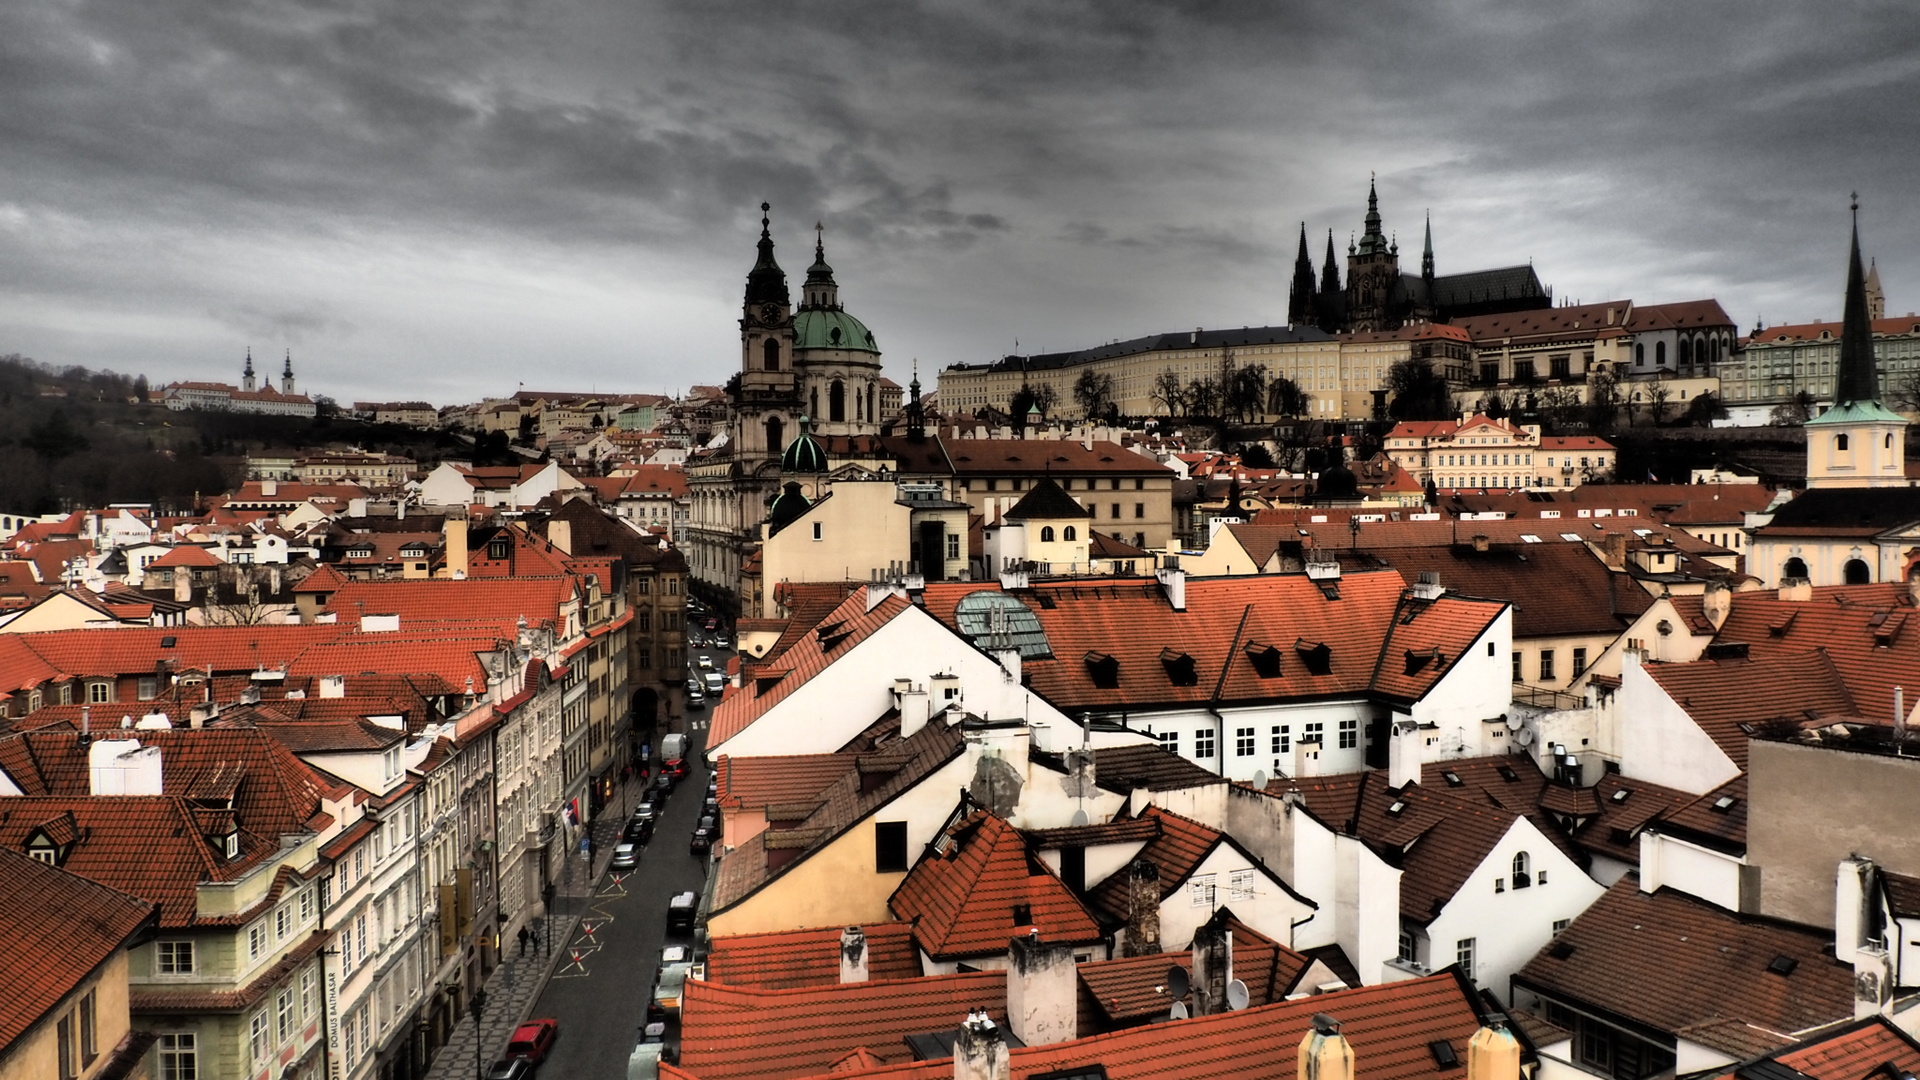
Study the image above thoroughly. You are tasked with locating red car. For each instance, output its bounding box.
[506,1019,559,1064]
[662,758,689,779]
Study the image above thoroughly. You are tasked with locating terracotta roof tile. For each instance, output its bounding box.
[712,591,913,748]
[1710,1017,1920,1080]
[0,847,157,1048]
[891,812,1102,959]
[1646,654,1854,768]
[148,545,225,568]
[716,753,858,811]
[1084,807,1224,924]
[1712,585,1920,731]
[1656,773,1748,853]
[1075,914,1309,1027]
[705,923,922,990]
[1514,877,1853,1047]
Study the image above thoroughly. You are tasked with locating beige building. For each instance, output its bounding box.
[757,479,970,618]
[1386,416,1616,491]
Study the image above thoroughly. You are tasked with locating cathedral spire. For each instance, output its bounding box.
[1357,174,1388,256]
[1835,194,1881,407]
[1320,229,1341,294]
[744,201,790,308]
[1421,213,1435,280]
[242,348,255,392]
[1288,222,1317,326]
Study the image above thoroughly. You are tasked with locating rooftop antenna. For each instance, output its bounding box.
[1225,979,1250,1011]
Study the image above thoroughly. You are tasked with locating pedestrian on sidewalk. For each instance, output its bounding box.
[516,926,530,956]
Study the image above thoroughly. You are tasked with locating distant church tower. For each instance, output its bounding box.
[1806,197,1906,489]
[242,349,256,392]
[794,223,883,439]
[1345,177,1400,332]
[281,350,296,396]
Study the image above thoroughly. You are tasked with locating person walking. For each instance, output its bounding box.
[517,926,530,956]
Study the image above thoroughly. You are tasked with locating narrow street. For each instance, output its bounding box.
[522,637,725,1079]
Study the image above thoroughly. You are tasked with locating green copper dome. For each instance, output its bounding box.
[781,416,829,473]
[794,309,878,354]
[768,481,812,533]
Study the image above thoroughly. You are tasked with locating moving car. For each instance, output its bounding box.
[653,947,693,1013]
[610,842,639,871]
[686,688,705,709]
[662,758,689,780]
[703,671,725,694]
[505,1019,560,1065]
[487,1059,534,1080]
[623,816,654,845]
[697,655,714,670]
[654,771,676,796]
[660,734,688,760]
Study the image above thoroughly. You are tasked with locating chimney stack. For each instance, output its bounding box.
[1702,580,1731,631]
[1007,931,1078,1046]
[1601,533,1628,568]
[1297,1014,1354,1080]
[839,926,870,984]
[1466,1021,1521,1080]
[1190,912,1234,1016]
[899,683,931,739]
[1471,534,1490,554]
[443,515,468,580]
[1157,556,1186,612]
[1120,859,1162,957]
[1779,577,1812,601]
[953,1010,1010,1080]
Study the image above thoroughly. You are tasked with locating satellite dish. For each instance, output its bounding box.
[1164,965,1190,1001]
[1513,726,1536,747]
[1070,808,1090,827]
[1169,1000,1189,1020]
[1226,979,1251,1011]
[1251,770,1267,790]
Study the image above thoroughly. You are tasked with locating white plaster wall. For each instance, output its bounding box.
[1588,853,1635,888]
[1144,700,1372,783]
[1157,842,1317,950]
[1351,837,1403,986]
[418,464,476,507]
[1422,818,1605,1004]
[1614,652,1741,794]
[1639,831,1745,911]
[1408,608,1514,755]
[1674,1040,1738,1076]
[1036,840,1149,889]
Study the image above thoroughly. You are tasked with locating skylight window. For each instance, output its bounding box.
[1429,1041,1460,1069]
[1520,534,1542,544]
[1766,955,1798,976]
[1387,800,1407,815]
[1611,788,1632,803]
[1561,533,1583,542]
[1712,795,1739,812]
[1443,771,1463,787]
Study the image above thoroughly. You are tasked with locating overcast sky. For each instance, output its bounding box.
[1,0,1915,406]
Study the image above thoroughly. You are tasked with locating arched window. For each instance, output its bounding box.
[868,383,877,422]
[765,416,784,453]
[1040,526,1055,542]
[1655,341,1666,366]
[1888,434,1897,450]
[1635,343,1645,366]
[1845,558,1871,585]
[810,387,819,418]
[829,380,846,422]
[1836,433,1850,452]
[1511,851,1532,888]
[762,338,780,371]
[1783,557,1809,581]
[1678,338,1692,367]
[1063,526,1077,541]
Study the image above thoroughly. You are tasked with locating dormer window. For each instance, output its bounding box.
[1083,651,1120,689]
[1244,642,1282,678]
[1294,638,1333,676]
[1159,648,1198,686]
[487,537,510,560]
[224,832,241,860]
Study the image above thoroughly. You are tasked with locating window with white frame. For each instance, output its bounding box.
[157,940,195,975]
[299,888,313,924]
[1511,850,1532,888]
[1398,928,1417,964]
[157,1033,196,1080]
[88,681,111,704]
[1155,730,1179,755]
[1229,869,1256,902]
[1272,726,1290,754]
[302,968,317,1020]
[1304,721,1323,745]
[247,923,266,962]
[277,989,295,1042]
[248,1010,271,1065]
[1194,729,1215,759]
[275,905,291,940]
[1455,938,1476,983]
[1189,874,1217,908]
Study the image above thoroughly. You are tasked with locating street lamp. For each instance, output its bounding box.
[469,988,489,1080]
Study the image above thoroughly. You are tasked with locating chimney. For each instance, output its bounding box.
[547,518,573,556]
[1471,534,1490,554]
[1601,533,1627,568]
[953,1010,1010,1080]
[994,648,1022,688]
[1157,556,1186,612]
[1834,855,1876,967]
[1467,1021,1521,1080]
[1387,719,1422,790]
[319,674,347,699]
[1698,580,1730,631]
[1190,913,1234,1017]
[443,515,468,580]
[1007,931,1078,1046]
[1297,1014,1354,1080]
[899,683,932,739]
[839,926,870,984]
[1779,577,1812,601]
[261,478,278,497]
[1120,858,1162,957]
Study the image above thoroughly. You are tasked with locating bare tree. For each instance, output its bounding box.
[1151,369,1185,416]
[1072,369,1115,421]
[1769,390,1819,426]
[1646,376,1674,424]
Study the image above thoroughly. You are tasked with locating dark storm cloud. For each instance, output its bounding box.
[0,0,1914,400]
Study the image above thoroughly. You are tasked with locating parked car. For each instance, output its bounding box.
[654,947,694,1012]
[660,734,688,760]
[611,842,639,871]
[654,771,676,796]
[662,757,689,780]
[487,1059,534,1080]
[623,816,654,845]
[703,671,725,694]
[690,817,716,856]
[666,891,698,934]
[627,1020,676,1080]
[505,1019,560,1064]
[701,795,719,818]
[686,688,705,709]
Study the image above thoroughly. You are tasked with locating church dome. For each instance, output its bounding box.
[1317,460,1359,500]
[768,482,812,533]
[781,417,829,473]
[794,309,878,354]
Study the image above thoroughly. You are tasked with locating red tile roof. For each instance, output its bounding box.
[704,923,922,990]
[677,970,1007,1080]
[712,590,914,748]
[1708,1016,1920,1080]
[1084,806,1222,924]
[0,847,157,1049]
[1645,653,1855,769]
[890,812,1102,960]
[148,544,225,568]
[1075,914,1311,1027]
[716,753,858,812]
[936,440,1172,477]
[1514,878,1853,1053]
[1711,585,1920,731]
[1656,773,1749,853]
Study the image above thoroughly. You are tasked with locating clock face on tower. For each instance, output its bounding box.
[760,304,781,324]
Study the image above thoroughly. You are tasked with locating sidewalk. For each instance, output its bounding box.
[423,780,638,1079]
